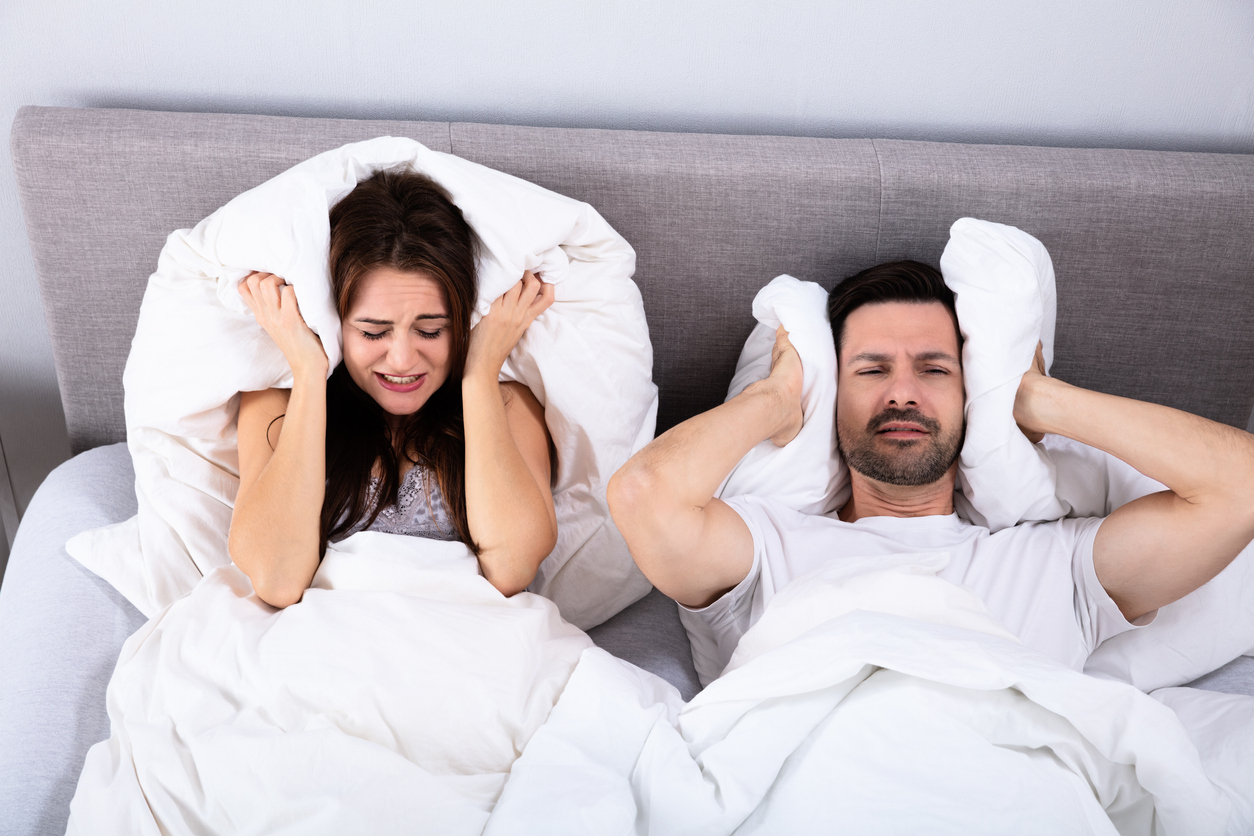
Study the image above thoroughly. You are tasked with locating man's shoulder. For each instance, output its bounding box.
[722,493,845,532]
[990,514,1106,546]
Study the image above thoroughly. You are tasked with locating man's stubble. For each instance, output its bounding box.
[836,406,965,487]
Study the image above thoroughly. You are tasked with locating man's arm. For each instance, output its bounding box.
[607,327,804,608]
[1015,348,1254,622]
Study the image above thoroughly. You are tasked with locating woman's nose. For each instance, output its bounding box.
[387,337,418,371]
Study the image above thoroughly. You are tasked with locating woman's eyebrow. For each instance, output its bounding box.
[352,314,449,325]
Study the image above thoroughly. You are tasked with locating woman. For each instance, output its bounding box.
[228,169,557,608]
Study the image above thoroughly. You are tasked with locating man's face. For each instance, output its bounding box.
[835,301,966,487]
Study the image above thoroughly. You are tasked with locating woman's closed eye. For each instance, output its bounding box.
[417,328,444,340]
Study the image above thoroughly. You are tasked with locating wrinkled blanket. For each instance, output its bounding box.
[69,547,1245,835]
[67,532,591,835]
[492,556,1237,836]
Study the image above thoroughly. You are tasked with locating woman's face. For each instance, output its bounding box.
[342,266,454,419]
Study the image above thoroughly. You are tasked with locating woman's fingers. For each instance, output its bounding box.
[528,280,555,318]
[241,272,309,338]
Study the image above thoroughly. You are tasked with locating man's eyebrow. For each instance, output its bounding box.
[915,351,960,364]
[352,314,449,325]
[846,351,960,364]
[847,352,893,364]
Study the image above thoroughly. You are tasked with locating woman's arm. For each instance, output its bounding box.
[228,272,330,608]
[462,272,558,595]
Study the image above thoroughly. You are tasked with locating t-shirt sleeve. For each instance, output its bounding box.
[1071,516,1155,652]
[676,496,769,687]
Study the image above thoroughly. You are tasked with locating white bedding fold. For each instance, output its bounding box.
[72,546,1242,834]
[68,532,593,835]
[491,561,1235,835]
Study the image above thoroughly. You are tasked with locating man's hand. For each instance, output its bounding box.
[1017,344,1254,621]
[754,326,804,447]
[1012,341,1048,444]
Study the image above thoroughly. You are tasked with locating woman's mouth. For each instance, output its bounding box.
[375,372,426,393]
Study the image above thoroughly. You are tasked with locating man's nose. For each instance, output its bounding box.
[884,371,920,408]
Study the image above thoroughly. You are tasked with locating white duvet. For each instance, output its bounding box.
[68,532,592,835]
[70,545,1247,835]
[493,558,1241,835]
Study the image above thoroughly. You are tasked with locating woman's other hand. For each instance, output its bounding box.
[465,271,554,383]
[238,272,329,379]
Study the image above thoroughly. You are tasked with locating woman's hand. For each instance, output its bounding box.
[465,271,555,384]
[238,272,329,379]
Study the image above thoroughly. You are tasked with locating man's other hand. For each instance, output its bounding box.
[758,325,804,447]
[1013,341,1048,444]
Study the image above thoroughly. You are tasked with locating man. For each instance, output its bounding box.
[607,261,1254,679]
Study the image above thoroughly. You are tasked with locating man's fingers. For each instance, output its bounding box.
[771,326,795,363]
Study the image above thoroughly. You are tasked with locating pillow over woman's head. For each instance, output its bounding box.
[67,137,657,629]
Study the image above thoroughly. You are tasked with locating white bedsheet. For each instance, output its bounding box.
[69,547,1247,834]
[492,557,1239,835]
[67,531,592,835]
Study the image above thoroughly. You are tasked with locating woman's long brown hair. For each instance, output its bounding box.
[319,169,479,555]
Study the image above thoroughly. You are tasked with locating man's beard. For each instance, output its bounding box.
[837,407,964,487]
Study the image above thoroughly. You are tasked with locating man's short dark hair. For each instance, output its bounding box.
[827,261,959,359]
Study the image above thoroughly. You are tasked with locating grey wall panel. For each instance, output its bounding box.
[450,122,881,432]
[872,139,1254,428]
[12,107,451,452]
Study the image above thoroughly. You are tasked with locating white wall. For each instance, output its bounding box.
[2,0,1253,569]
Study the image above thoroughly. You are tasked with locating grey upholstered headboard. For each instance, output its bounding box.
[12,106,1254,454]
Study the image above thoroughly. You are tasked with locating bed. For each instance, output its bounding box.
[3,105,1254,834]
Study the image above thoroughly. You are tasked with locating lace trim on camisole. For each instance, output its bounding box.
[339,464,459,542]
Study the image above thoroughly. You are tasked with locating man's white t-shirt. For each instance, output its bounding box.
[680,495,1144,685]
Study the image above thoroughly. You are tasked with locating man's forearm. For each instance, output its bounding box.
[608,377,797,603]
[1020,376,1254,505]
[625,380,796,508]
[1019,374,1254,619]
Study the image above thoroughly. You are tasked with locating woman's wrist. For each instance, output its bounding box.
[462,368,502,393]
[291,358,329,387]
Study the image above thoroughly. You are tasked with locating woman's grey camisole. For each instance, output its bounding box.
[342,464,459,541]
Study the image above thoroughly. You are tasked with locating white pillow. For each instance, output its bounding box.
[717,275,848,513]
[67,137,657,629]
[719,219,1254,691]
[718,218,1067,527]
